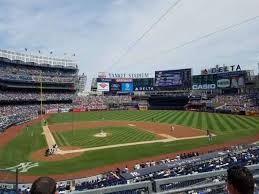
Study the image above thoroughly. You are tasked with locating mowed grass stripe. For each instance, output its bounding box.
[154,111,171,122]
[236,116,259,129]
[200,112,208,130]
[182,112,195,126]
[173,111,189,124]
[191,112,200,128]
[230,115,254,130]
[212,114,228,132]
[206,113,217,132]
[135,111,157,121]
[159,111,174,123]
[167,111,183,124]
[247,117,259,126]
[223,115,242,131]
[196,112,203,129]
[131,111,155,121]
[217,115,237,131]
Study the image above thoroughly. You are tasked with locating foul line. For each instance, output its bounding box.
[56,135,211,155]
[42,125,57,149]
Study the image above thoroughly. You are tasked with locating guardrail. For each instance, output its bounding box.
[70,164,259,194]
[2,164,259,194]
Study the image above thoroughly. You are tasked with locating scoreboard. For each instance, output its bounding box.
[155,69,192,90]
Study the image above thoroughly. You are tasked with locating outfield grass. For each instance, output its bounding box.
[48,111,259,135]
[52,126,157,148]
[0,110,259,176]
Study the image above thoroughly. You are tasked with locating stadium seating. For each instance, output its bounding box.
[1,144,257,194]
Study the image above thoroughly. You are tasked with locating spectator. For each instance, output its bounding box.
[226,166,255,194]
[30,177,58,194]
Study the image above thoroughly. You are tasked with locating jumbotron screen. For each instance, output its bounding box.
[155,69,192,90]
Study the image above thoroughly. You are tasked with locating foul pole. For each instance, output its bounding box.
[40,71,43,118]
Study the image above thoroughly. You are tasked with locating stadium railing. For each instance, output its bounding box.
[73,181,152,194]
[69,164,259,194]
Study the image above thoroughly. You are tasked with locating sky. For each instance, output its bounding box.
[0,0,259,88]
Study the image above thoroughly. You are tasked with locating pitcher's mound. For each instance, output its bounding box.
[94,132,111,138]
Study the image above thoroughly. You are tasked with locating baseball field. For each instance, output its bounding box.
[1,110,259,181]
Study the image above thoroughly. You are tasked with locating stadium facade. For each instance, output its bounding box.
[90,65,259,112]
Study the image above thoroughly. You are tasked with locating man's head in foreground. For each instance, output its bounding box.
[30,176,58,194]
[227,165,255,194]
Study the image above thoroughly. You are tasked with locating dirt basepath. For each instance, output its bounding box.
[42,125,57,149]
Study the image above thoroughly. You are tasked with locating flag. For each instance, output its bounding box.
[25,48,28,51]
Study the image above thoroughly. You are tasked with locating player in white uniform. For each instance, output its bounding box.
[171,125,175,132]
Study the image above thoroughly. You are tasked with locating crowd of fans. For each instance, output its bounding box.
[0,92,74,101]
[0,63,77,84]
[69,145,259,193]
[0,64,77,77]
[125,145,259,183]
[74,95,132,110]
[212,94,259,112]
[0,104,73,132]
[0,73,75,83]
[0,95,133,132]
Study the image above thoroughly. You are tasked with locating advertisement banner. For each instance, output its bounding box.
[121,83,133,92]
[46,109,58,114]
[201,65,242,75]
[73,107,86,112]
[192,84,216,90]
[217,79,230,88]
[217,71,246,88]
[134,86,154,91]
[116,78,133,83]
[110,83,121,91]
[192,75,217,90]
[97,78,113,82]
[59,108,70,113]
[133,78,154,91]
[97,82,110,92]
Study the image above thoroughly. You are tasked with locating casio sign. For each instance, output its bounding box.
[217,79,230,88]
[192,84,216,90]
